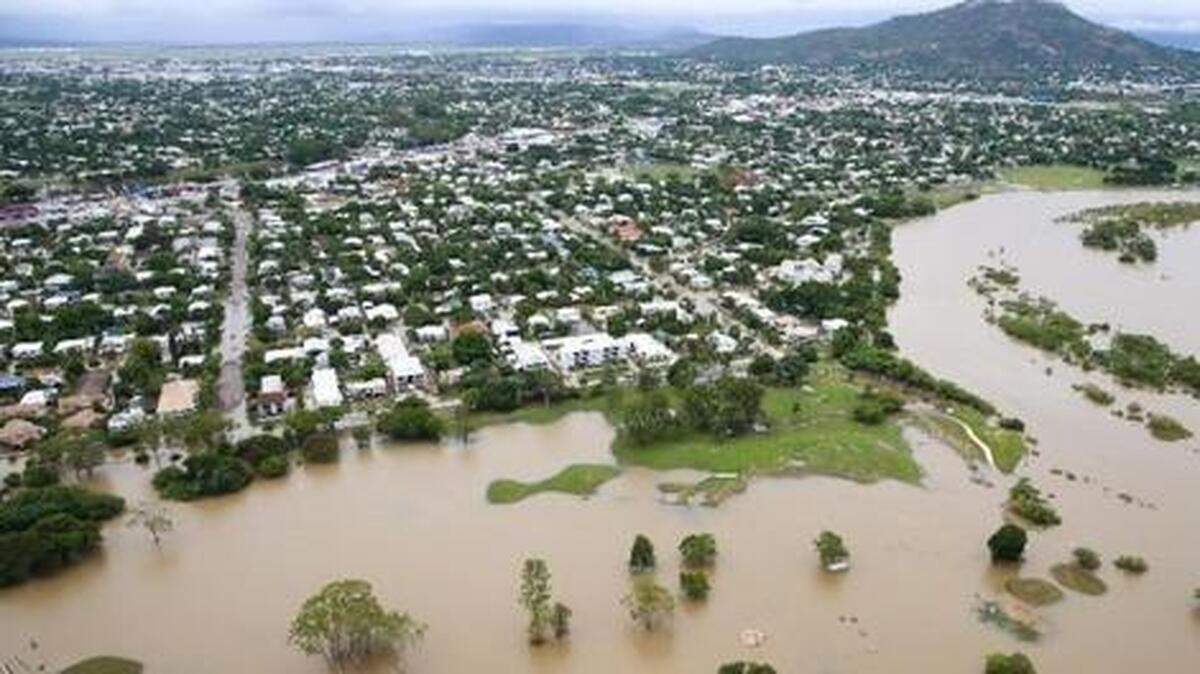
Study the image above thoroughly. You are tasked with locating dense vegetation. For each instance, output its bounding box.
[0,486,125,587]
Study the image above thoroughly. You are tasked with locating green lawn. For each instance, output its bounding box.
[486,464,621,504]
[1001,164,1107,190]
[614,366,922,484]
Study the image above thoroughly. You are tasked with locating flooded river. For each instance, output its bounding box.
[2,189,1199,673]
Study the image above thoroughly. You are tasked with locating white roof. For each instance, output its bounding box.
[311,368,344,408]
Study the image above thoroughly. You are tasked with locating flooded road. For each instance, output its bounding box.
[2,189,1199,673]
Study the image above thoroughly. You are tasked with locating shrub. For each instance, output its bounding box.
[152,454,254,501]
[235,434,289,464]
[1007,479,1060,527]
[985,652,1037,674]
[300,433,339,464]
[1073,547,1101,571]
[814,530,850,570]
[377,398,443,442]
[629,534,656,573]
[1113,555,1148,574]
[679,533,717,568]
[680,570,710,601]
[255,454,290,479]
[851,390,904,425]
[988,524,1027,563]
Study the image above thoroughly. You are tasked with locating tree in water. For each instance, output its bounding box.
[127,500,174,547]
[551,602,572,640]
[519,559,552,645]
[814,530,850,571]
[629,534,657,573]
[289,579,425,672]
[987,524,1028,563]
[985,652,1037,674]
[622,578,675,631]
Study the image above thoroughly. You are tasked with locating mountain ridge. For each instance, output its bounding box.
[688,0,1200,78]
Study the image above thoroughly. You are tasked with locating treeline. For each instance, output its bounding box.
[832,329,996,415]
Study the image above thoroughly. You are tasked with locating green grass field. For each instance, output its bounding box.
[1001,164,1106,190]
[614,366,922,484]
[487,464,621,504]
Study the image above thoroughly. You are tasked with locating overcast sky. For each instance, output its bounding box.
[3,0,1198,43]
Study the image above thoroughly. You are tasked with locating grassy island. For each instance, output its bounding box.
[486,464,621,504]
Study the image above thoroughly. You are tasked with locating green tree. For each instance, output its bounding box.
[621,578,675,631]
[377,398,443,442]
[629,534,656,573]
[679,570,710,601]
[988,524,1028,564]
[519,558,552,645]
[985,652,1037,674]
[620,392,676,446]
[679,533,717,568]
[289,579,425,672]
[815,530,850,570]
[1073,547,1101,571]
[551,602,572,640]
[451,332,493,367]
[118,338,166,398]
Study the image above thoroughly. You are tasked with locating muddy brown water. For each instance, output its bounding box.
[3,189,1199,673]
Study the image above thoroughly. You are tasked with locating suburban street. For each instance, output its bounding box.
[217,204,253,441]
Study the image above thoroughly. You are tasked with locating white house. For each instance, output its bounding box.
[541,333,621,371]
[310,367,344,408]
[376,333,426,391]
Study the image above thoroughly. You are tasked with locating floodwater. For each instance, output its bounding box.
[2,189,1199,673]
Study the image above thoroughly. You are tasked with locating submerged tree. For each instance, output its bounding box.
[289,579,425,672]
[629,534,657,573]
[814,531,850,570]
[126,501,174,547]
[985,651,1037,674]
[519,559,552,645]
[622,578,675,631]
[551,602,572,640]
[988,524,1028,564]
[679,533,717,568]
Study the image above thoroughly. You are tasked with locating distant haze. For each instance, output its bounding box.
[2,0,1199,44]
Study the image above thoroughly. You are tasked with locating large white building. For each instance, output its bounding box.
[541,333,622,371]
[310,367,344,408]
[376,333,426,391]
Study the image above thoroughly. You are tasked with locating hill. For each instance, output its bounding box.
[689,0,1200,78]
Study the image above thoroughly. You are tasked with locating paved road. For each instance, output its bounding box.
[217,205,253,441]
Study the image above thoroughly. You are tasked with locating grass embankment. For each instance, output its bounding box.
[486,464,621,504]
[614,365,922,484]
[1005,577,1065,606]
[910,406,1027,473]
[1001,164,1107,190]
[62,657,144,674]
